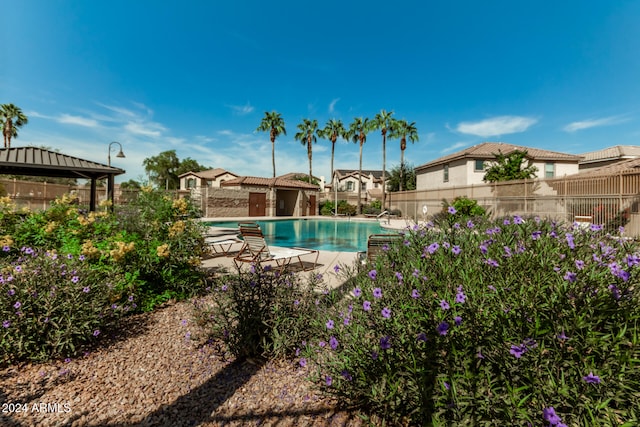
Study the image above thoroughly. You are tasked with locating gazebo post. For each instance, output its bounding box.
[89,178,97,211]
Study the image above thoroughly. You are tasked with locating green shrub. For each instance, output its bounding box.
[193,265,327,360]
[0,248,125,365]
[303,215,640,425]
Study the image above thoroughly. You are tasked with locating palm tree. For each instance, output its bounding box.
[318,119,346,187]
[256,111,286,178]
[1,104,29,149]
[373,110,394,210]
[389,119,419,191]
[346,117,373,214]
[294,118,319,184]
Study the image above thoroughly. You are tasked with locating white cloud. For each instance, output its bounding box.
[124,121,166,137]
[57,114,99,127]
[563,115,630,132]
[227,102,254,115]
[440,141,468,154]
[328,98,340,113]
[456,116,537,137]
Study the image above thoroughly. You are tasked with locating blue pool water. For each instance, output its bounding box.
[205,219,385,252]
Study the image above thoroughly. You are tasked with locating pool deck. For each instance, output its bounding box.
[199,216,413,289]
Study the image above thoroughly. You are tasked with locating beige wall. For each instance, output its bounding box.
[180,172,237,191]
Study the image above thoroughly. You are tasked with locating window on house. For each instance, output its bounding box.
[346,181,354,191]
[186,178,196,189]
[545,163,555,178]
[361,182,367,191]
[443,164,449,182]
[475,159,485,172]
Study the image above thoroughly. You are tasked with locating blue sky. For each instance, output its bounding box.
[3,1,640,184]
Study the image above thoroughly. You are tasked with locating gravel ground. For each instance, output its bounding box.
[0,299,366,427]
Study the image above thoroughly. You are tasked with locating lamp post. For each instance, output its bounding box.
[107,141,126,209]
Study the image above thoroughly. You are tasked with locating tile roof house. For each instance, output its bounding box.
[220,175,319,217]
[578,145,640,171]
[415,142,583,190]
[179,168,238,190]
[333,169,386,199]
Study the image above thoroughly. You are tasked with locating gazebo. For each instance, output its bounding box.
[0,147,125,211]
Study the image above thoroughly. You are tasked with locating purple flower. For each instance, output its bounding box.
[2,320,10,328]
[363,300,371,311]
[326,319,334,330]
[503,218,511,225]
[557,330,568,340]
[488,285,496,292]
[452,245,461,255]
[466,220,475,228]
[575,259,585,270]
[13,301,21,309]
[513,215,524,225]
[608,284,621,300]
[485,258,499,268]
[2,245,10,252]
[454,316,462,326]
[93,330,100,337]
[543,407,563,426]
[333,264,340,273]
[416,332,428,342]
[82,286,90,293]
[382,243,390,251]
[510,344,526,358]
[353,287,362,297]
[395,271,403,282]
[455,289,466,304]
[566,233,575,250]
[479,244,488,254]
[439,299,450,310]
[380,336,391,350]
[79,254,86,261]
[582,372,601,384]
[563,271,577,282]
[299,358,307,367]
[477,350,485,359]
[426,242,439,254]
[437,322,449,336]
[368,269,377,280]
[626,254,640,267]
[590,223,603,232]
[329,336,338,350]
[531,230,542,240]
[341,370,353,381]
[14,265,22,273]
[411,289,420,299]
[444,381,450,390]
[448,206,457,214]
[325,375,333,386]
[7,289,15,296]
[373,288,382,299]
[381,307,391,319]
[371,351,378,360]
[319,340,326,347]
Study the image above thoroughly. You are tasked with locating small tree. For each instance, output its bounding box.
[483,150,538,182]
[387,162,416,192]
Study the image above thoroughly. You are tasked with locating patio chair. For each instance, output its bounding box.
[358,233,403,265]
[233,222,319,272]
[204,236,243,257]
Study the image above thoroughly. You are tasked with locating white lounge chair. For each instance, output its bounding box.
[233,222,319,272]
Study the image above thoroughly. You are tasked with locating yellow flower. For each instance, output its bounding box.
[188,256,201,267]
[0,196,15,210]
[172,198,189,214]
[156,243,170,258]
[81,240,101,259]
[168,220,186,237]
[110,241,135,262]
[0,235,13,247]
[99,199,113,208]
[44,221,58,234]
[141,185,153,193]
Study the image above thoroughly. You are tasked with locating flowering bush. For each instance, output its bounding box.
[303,215,640,425]
[194,265,327,360]
[1,190,208,364]
[0,247,124,364]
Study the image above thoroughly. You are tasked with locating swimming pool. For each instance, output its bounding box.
[205,218,385,252]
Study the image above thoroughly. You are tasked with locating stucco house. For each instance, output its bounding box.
[333,169,386,200]
[578,145,640,171]
[179,168,238,190]
[219,175,319,217]
[415,142,583,190]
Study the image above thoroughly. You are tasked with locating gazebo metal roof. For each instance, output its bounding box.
[0,147,125,210]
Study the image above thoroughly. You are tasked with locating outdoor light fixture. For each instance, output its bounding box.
[107,141,125,167]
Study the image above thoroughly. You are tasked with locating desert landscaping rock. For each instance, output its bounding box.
[1,300,364,427]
